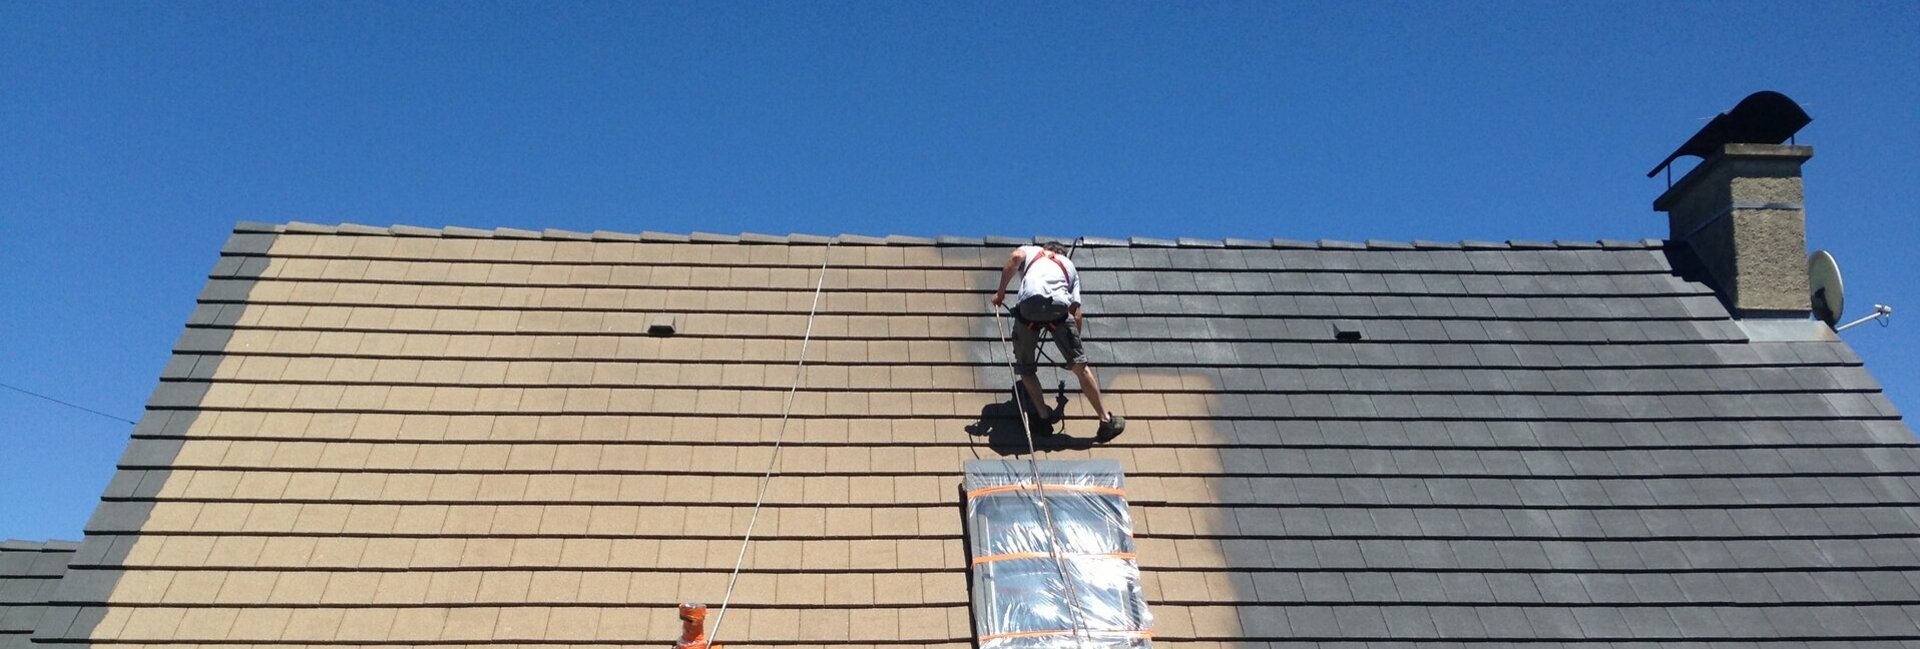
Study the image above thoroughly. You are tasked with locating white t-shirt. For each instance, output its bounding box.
[1015,245,1081,306]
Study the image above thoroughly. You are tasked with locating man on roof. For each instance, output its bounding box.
[990,242,1126,439]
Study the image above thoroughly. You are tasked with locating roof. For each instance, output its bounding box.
[1,540,78,649]
[26,222,1920,647]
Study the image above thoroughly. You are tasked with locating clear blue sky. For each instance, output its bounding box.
[3,2,1916,541]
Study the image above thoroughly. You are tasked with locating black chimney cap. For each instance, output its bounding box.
[1648,91,1812,178]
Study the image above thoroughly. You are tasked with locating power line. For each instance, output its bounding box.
[0,382,137,425]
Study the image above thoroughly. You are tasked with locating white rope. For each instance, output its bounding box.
[707,242,834,645]
[990,307,1092,649]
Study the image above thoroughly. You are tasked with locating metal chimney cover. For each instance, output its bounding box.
[1648,90,1813,178]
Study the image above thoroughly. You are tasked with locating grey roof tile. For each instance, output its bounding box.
[1334,606,1391,636]
[935,234,986,246]
[1430,606,1488,638]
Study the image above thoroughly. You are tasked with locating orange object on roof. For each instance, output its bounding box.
[674,603,722,649]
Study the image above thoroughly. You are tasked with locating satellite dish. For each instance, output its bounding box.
[1809,250,1844,327]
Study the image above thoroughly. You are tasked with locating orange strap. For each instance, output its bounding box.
[970,551,1137,566]
[964,483,1127,499]
[1021,248,1076,294]
[980,628,1153,642]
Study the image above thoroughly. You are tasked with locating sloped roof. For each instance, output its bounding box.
[28,222,1920,647]
[1,540,78,649]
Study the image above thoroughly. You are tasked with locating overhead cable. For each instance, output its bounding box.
[0,381,137,425]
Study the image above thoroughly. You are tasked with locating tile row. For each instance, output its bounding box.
[169,326,1860,368]
[74,495,1920,541]
[51,567,968,607]
[106,440,1920,480]
[72,534,961,570]
[166,356,1883,394]
[233,222,1662,252]
[142,382,1901,420]
[1158,602,1920,641]
[46,567,1920,608]
[145,374,1895,412]
[213,257,1701,298]
[83,472,1920,520]
[30,644,969,649]
[195,281,1724,322]
[225,231,1673,272]
[184,305,1734,344]
[35,600,1920,643]
[71,531,1920,571]
[125,411,1920,449]
[37,602,971,643]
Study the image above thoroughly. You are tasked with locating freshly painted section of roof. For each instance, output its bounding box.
[27,222,1920,647]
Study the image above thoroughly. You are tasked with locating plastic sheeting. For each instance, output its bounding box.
[965,459,1153,649]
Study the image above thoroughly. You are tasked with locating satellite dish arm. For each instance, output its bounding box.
[1835,305,1894,332]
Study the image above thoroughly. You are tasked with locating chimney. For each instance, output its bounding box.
[1650,91,1814,318]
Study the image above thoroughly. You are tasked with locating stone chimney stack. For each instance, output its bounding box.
[1655,144,1814,317]
[1650,91,1815,319]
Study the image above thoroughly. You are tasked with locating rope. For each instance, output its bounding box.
[991,306,1092,649]
[707,242,835,645]
[0,382,137,425]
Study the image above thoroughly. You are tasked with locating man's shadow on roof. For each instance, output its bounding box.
[964,383,1111,457]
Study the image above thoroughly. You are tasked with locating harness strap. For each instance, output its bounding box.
[1016,247,1075,334]
[1021,248,1076,294]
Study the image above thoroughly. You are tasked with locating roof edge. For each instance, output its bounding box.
[229,221,1667,251]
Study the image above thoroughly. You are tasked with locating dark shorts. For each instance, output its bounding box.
[1013,314,1088,375]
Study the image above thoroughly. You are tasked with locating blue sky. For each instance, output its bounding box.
[2,2,1916,541]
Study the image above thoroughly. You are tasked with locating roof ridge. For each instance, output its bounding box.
[231,221,1665,250]
[0,539,82,551]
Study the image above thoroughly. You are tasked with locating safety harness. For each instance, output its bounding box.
[1018,248,1076,332]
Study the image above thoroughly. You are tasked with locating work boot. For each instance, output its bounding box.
[1096,414,1126,440]
[1022,404,1057,436]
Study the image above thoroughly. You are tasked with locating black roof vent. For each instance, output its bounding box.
[648,314,678,336]
[1331,320,1363,342]
[1648,90,1812,179]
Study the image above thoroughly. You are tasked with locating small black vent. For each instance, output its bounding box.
[1332,320,1363,342]
[648,314,678,336]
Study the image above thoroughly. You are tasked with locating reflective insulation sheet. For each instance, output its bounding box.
[964,459,1153,648]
